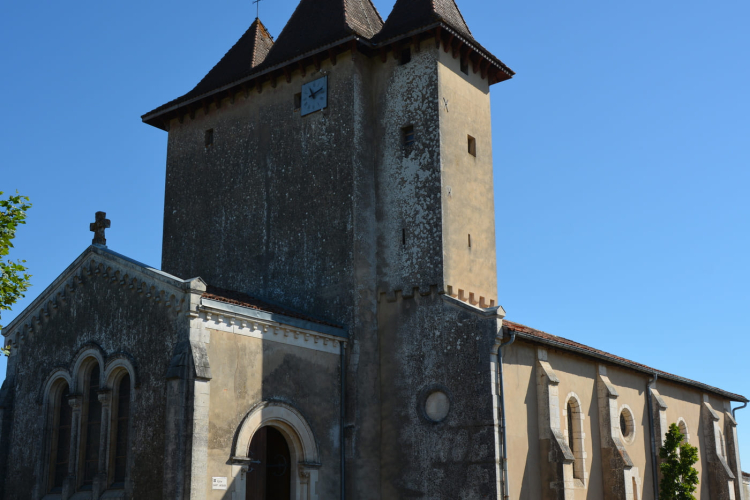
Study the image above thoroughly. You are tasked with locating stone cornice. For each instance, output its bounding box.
[199,301,346,355]
[2,246,205,350]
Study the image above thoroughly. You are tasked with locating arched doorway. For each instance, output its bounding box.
[233,401,321,500]
[247,426,292,500]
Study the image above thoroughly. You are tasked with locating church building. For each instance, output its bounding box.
[0,0,746,498]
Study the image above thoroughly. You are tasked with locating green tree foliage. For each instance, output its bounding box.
[660,422,700,500]
[1,191,32,354]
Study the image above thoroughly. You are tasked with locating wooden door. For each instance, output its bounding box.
[246,426,291,500]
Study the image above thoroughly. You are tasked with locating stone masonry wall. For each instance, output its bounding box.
[377,292,501,499]
[1,254,189,500]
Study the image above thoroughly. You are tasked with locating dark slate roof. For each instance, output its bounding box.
[250,0,382,68]
[504,320,748,403]
[164,18,274,110]
[144,0,383,120]
[373,0,471,44]
[202,285,342,329]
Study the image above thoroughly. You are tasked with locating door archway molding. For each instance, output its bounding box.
[232,400,321,500]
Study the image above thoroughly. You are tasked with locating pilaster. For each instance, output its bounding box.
[650,388,668,486]
[93,389,112,497]
[63,394,83,499]
[725,411,745,500]
[0,372,15,499]
[535,348,574,500]
[701,396,735,498]
[596,365,638,500]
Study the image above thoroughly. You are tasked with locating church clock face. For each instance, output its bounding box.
[300,76,327,116]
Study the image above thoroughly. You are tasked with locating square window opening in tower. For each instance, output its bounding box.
[400,48,411,65]
[402,125,415,149]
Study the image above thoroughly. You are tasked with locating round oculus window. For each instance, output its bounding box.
[424,391,450,422]
[619,407,636,443]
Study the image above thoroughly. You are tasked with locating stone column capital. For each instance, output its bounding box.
[67,394,83,410]
[97,389,112,406]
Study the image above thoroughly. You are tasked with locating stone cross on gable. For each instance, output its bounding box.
[90,211,111,246]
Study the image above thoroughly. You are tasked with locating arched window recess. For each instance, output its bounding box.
[564,393,587,486]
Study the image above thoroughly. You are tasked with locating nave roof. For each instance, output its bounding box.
[504,320,747,403]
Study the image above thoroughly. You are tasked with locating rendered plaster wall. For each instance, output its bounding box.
[437,48,498,305]
[656,378,712,497]
[500,337,742,500]
[600,364,655,499]
[377,293,501,499]
[543,348,606,499]
[204,328,342,499]
[0,261,186,500]
[500,341,542,499]
[744,474,750,498]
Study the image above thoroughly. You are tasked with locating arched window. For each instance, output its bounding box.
[565,395,586,483]
[81,364,102,488]
[111,373,131,487]
[567,402,575,451]
[677,419,689,444]
[49,382,72,493]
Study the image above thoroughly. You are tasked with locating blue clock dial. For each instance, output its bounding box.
[300,76,328,116]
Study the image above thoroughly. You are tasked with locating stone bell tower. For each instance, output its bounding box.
[142,0,513,495]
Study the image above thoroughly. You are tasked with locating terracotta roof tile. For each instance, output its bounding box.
[202,285,342,329]
[504,320,747,402]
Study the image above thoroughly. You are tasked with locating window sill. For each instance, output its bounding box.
[101,489,126,499]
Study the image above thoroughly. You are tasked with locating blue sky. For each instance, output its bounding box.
[2,0,749,464]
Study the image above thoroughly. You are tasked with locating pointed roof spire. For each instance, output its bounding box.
[374,0,472,44]
[261,0,383,68]
[185,17,274,99]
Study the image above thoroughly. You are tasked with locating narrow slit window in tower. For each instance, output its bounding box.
[468,135,476,157]
[468,234,471,248]
[402,125,415,149]
[294,93,301,111]
[205,129,214,148]
[460,58,469,75]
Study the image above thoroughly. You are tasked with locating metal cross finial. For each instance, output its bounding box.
[253,0,263,19]
[90,211,111,246]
